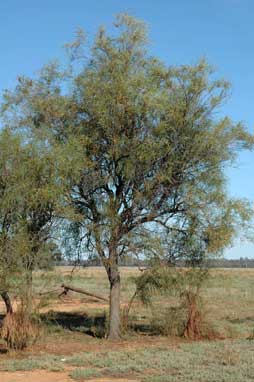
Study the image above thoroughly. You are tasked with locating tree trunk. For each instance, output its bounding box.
[1,291,13,314]
[108,269,121,340]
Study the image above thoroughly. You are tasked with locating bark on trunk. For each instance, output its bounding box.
[1,291,13,314]
[108,270,121,340]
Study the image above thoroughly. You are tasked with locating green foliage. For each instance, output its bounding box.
[135,266,208,306]
[2,14,252,268]
[0,128,68,312]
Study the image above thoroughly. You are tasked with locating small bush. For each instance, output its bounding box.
[134,266,215,339]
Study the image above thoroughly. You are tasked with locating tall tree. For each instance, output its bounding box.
[2,14,253,339]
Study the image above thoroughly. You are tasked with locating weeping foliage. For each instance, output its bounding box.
[135,266,208,306]
[132,266,213,339]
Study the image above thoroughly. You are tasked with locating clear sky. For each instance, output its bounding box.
[0,0,253,258]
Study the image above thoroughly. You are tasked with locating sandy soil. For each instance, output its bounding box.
[0,373,140,382]
[0,370,72,382]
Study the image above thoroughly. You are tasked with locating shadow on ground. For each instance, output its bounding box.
[40,311,156,337]
[1,310,156,339]
[40,311,107,337]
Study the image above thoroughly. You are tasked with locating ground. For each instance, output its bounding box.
[0,267,254,382]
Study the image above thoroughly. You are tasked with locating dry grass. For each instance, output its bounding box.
[1,310,40,350]
[0,267,253,381]
[1,266,252,338]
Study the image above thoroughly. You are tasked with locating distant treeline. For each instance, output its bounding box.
[204,257,254,268]
[58,256,254,268]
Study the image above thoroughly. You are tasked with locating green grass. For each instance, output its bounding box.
[1,339,254,381]
[69,368,102,380]
[66,339,254,381]
[0,354,64,372]
[70,341,254,381]
[32,267,254,339]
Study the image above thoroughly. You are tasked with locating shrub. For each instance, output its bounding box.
[133,266,215,339]
[1,309,40,350]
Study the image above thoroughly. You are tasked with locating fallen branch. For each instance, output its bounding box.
[60,284,109,302]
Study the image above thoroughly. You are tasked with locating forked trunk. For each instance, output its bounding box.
[108,269,121,340]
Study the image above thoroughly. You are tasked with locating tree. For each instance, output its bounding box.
[2,14,253,339]
[0,130,22,313]
[0,129,64,313]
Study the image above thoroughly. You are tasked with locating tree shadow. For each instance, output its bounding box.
[40,311,107,337]
[40,311,156,337]
[0,346,8,354]
[129,322,157,334]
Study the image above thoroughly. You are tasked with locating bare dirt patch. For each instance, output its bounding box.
[0,371,141,382]
[0,370,72,382]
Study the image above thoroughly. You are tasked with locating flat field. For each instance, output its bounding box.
[0,267,253,382]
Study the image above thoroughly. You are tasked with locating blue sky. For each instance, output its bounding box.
[0,0,253,258]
